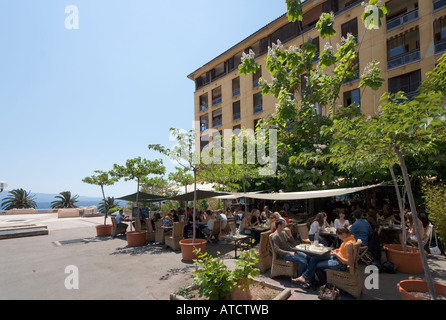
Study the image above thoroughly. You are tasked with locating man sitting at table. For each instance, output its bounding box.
[271,220,310,280]
[115,209,129,232]
[350,210,372,246]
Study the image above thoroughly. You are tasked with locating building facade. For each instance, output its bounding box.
[188,0,446,151]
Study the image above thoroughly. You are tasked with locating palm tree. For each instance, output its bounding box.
[98,197,119,214]
[1,188,37,210]
[51,191,79,209]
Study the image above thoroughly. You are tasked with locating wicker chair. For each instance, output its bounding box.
[204,220,221,243]
[134,216,148,231]
[297,223,311,244]
[407,222,433,249]
[165,222,185,251]
[145,218,156,242]
[268,233,298,279]
[154,219,165,244]
[256,230,272,273]
[326,239,362,299]
[111,216,127,237]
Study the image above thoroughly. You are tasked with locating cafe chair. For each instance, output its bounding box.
[165,222,185,251]
[145,218,156,242]
[154,219,165,244]
[326,239,362,300]
[221,220,231,235]
[135,216,147,231]
[407,223,433,249]
[358,245,374,265]
[204,220,222,243]
[297,223,311,244]
[268,233,298,279]
[255,230,272,274]
[111,217,127,237]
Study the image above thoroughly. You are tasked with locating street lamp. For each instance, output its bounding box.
[0,181,7,193]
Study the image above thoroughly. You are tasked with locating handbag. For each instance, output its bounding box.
[318,283,341,300]
[429,229,441,255]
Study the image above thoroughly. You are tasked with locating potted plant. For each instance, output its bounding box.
[111,157,165,246]
[82,170,118,237]
[398,280,446,300]
[149,128,207,261]
[230,247,260,300]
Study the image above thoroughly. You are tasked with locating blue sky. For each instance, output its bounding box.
[0,0,286,198]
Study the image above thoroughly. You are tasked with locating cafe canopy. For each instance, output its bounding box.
[116,192,165,202]
[213,183,384,200]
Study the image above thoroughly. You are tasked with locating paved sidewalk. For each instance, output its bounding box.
[0,213,445,300]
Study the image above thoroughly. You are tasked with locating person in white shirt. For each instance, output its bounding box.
[115,209,129,231]
[334,211,350,229]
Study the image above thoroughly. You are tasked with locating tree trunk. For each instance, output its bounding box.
[393,144,436,300]
[101,185,107,226]
[388,165,407,251]
[193,167,197,243]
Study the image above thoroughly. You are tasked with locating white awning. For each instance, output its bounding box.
[215,183,383,201]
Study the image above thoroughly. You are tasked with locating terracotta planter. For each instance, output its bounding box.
[126,230,147,247]
[398,280,446,300]
[230,285,252,300]
[383,244,427,274]
[96,224,112,237]
[179,239,207,261]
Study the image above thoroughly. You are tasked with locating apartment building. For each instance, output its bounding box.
[187,0,446,150]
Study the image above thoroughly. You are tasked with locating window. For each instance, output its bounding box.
[212,86,222,106]
[388,70,421,99]
[212,108,222,127]
[253,67,262,88]
[200,114,209,132]
[270,21,299,44]
[387,29,420,69]
[200,134,209,152]
[233,124,241,135]
[434,18,446,54]
[199,93,208,112]
[233,101,241,121]
[232,77,240,97]
[211,62,226,81]
[227,52,243,72]
[195,72,210,90]
[343,89,360,108]
[341,18,358,43]
[253,92,263,114]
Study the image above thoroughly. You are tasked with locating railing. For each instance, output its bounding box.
[232,88,240,97]
[233,113,241,121]
[199,104,208,112]
[253,80,260,88]
[435,41,446,54]
[200,124,209,132]
[386,9,419,31]
[253,104,263,114]
[212,97,222,106]
[434,0,446,11]
[212,119,222,127]
[387,50,420,70]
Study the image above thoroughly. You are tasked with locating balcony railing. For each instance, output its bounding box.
[199,104,208,112]
[387,50,420,70]
[253,104,263,114]
[435,41,446,54]
[386,9,419,31]
[232,88,240,97]
[434,0,446,11]
[233,113,241,121]
[200,124,209,132]
[212,97,222,106]
[212,119,222,127]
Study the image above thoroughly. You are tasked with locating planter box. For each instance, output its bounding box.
[383,244,427,274]
[398,280,446,300]
[170,280,291,301]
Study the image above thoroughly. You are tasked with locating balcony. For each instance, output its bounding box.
[232,88,240,97]
[434,0,446,11]
[435,41,446,54]
[199,104,208,112]
[233,113,241,121]
[200,124,209,132]
[212,97,222,106]
[387,50,420,70]
[386,9,419,32]
[212,119,222,128]
[253,104,263,114]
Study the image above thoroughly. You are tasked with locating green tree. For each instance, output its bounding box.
[82,170,119,225]
[98,197,120,214]
[1,188,37,210]
[51,191,79,209]
[111,157,166,208]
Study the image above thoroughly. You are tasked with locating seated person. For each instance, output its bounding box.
[115,209,129,231]
[216,209,228,231]
[269,212,292,237]
[239,211,253,235]
[334,211,349,229]
[201,212,216,236]
[350,210,372,246]
[250,209,263,226]
[271,220,309,279]
[294,227,356,287]
[162,214,173,227]
[308,212,330,246]
[406,212,424,242]
[170,209,179,222]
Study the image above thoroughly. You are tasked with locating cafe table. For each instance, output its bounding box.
[221,234,251,259]
[320,227,339,247]
[294,243,333,256]
[248,225,270,245]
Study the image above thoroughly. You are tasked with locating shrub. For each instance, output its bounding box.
[422,182,446,243]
